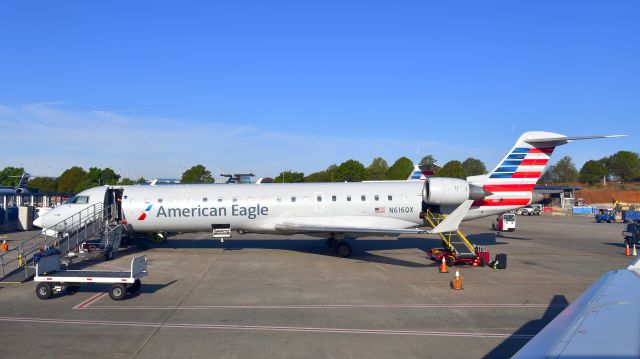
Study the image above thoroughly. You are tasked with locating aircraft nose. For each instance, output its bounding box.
[33,216,43,228]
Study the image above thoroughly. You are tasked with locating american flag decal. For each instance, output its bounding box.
[375,207,385,214]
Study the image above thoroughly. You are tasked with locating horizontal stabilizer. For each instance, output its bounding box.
[525,134,625,145]
[429,200,474,234]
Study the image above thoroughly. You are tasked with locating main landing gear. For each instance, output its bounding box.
[326,237,352,258]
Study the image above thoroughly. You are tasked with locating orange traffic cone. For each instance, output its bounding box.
[451,269,463,290]
[439,257,449,273]
[625,243,631,256]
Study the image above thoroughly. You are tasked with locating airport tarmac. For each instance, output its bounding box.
[0,214,631,358]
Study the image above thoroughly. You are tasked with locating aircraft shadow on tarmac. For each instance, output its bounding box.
[483,294,569,358]
[151,236,458,268]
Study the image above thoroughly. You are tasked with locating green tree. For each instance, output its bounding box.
[335,160,367,182]
[0,166,26,186]
[609,151,640,182]
[135,177,147,184]
[85,167,121,187]
[181,165,215,183]
[304,164,337,182]
[118,178,135,185]
[436,160,464,179]
[419,155,437,166]
[579,160,608,183]
[462,158,487,177]
[540,165,556,184]
[27,177,58,192]
[386,157,414,180]
[276,171,305,183]
[366,157,388,180]
[57,167,87,193]
[553,156,579,183]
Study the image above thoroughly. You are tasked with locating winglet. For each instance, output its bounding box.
[429,200,474,233]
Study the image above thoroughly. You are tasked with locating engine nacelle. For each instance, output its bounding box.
[16,188,24,194]
[422,177,488,206]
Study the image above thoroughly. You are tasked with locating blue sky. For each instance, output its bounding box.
[1,1,638,179]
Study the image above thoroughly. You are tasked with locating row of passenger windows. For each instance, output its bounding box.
[151,194,406,204]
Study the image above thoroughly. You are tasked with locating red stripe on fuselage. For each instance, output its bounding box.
[472,198,531,207]
[483,184,535,192]
[528,147,555,154]
[519,159,548,166]
[512,172,542,178]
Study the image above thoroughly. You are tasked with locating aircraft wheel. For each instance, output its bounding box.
[110,284,128,301]
[478,257,486,267]
[336,242,352,258]
[36,282,53,300]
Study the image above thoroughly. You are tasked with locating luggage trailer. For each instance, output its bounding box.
[33,254,148,301]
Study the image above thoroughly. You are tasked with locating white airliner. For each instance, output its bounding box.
[33,131,622,257]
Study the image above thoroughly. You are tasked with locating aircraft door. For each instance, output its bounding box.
[105,188,124,221]
[314,192,324,213]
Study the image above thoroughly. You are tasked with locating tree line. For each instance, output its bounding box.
[274,156,487,183]
[541,150,640,184]
[2,150,635,193]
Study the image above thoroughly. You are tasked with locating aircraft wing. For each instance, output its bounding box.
[275,222,426,236]
[513,256,640,358]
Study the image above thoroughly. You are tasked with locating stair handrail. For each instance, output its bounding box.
[0,202,112,279]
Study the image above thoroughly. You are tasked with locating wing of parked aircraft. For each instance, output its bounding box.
[513,256,640,358]
[275,222,426,236]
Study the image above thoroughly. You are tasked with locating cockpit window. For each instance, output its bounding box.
[65,195,90,204]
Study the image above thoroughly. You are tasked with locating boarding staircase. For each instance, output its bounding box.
[0,203,123,283]
[423,209,477,260]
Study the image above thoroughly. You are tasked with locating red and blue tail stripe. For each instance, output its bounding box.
[473,142,555,207]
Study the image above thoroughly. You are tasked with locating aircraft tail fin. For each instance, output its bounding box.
[470,131,624,208]
[407,165,436,181]
[16,173,30,188]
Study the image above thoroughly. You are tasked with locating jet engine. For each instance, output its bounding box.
[422,177,488,206]
[16,188,25,194]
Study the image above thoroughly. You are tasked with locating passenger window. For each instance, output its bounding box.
[203,198,208,203]
[388,195,393,201]
[277,197,282,203]
[347,195,351,202]
[374,195,379,201]
[158,198,163,203]
[317,195,322,202]
[291,196,297,202]
[233,197,238,202]
[218,197,223,202]
[361,195,366,201]
[332,195,337,202]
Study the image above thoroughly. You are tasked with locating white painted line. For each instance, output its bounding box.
[72,292,107,310]
[0,316,534,339]
[80,303,566,310]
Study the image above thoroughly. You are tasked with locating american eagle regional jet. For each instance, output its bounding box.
[33,131,621,257]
